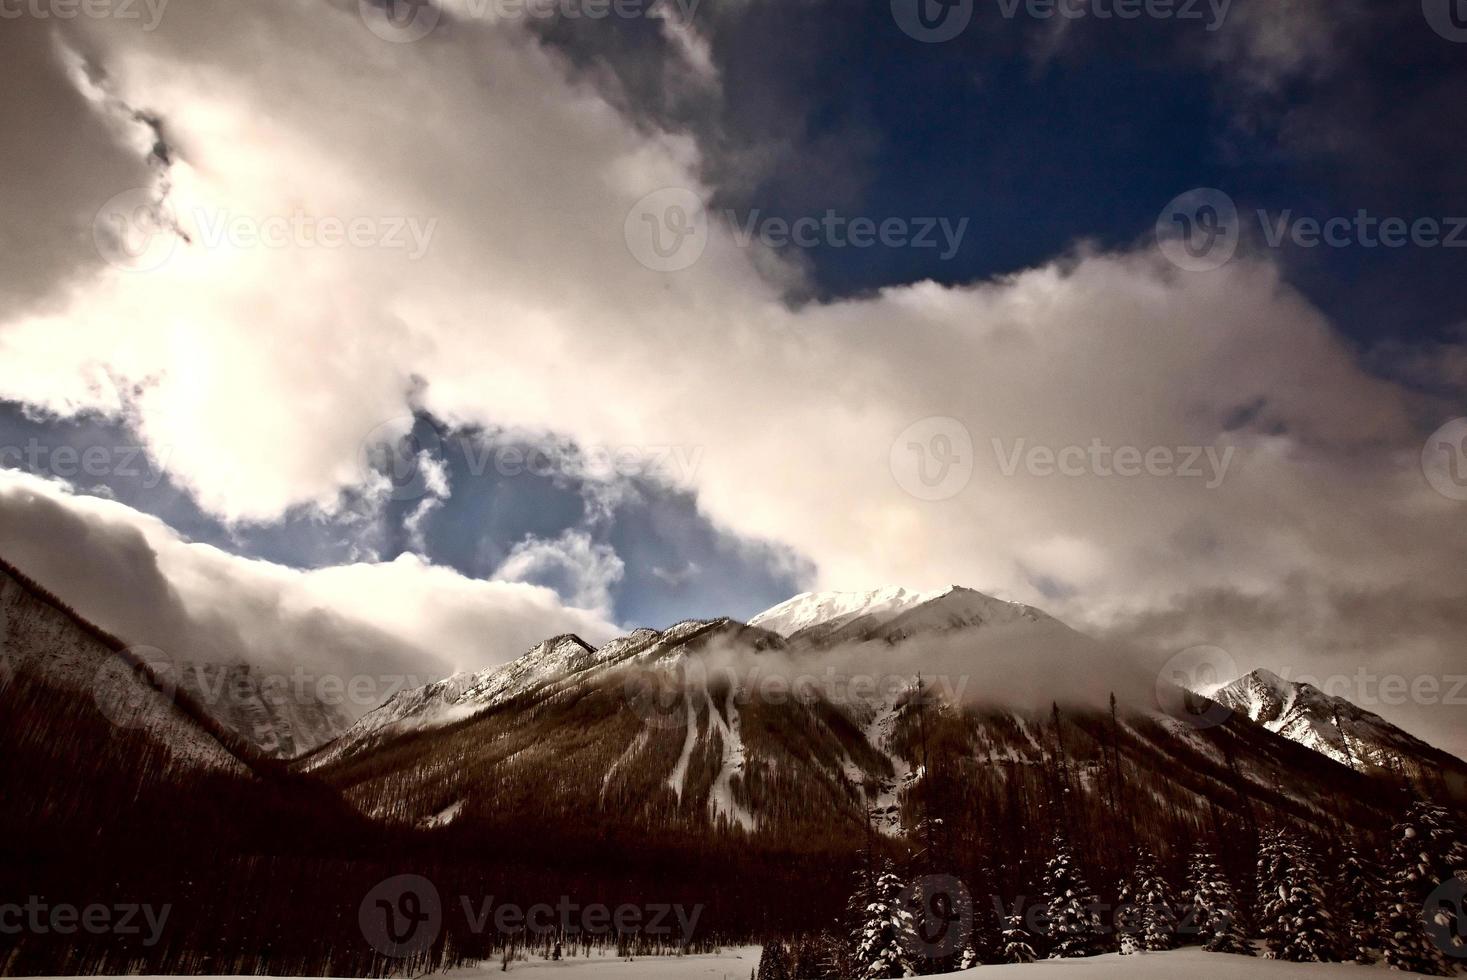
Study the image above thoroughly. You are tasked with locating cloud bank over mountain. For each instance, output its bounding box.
[0,1,1463,752]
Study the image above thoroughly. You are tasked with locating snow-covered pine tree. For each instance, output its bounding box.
[1256,831,1338,962]
[1042,835,1102,958]
[756,940,791,980]
[817,929,853,980]
[1333,841,1385,965]
[1381,801,1467,976]
[1186,849,1253,956]
[1001,914,1037,964]
[788,937,824,979]
[1116,873,1143,955]
[1116,848,1176,953]
[852,865,917,979]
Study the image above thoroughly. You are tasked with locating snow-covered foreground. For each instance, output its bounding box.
[434,946,1454,979]
[116,946,1456,979]
[444,947,761,978]
[946,948,1451,978]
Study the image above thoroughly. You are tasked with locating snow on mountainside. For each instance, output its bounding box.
[304,622,773,771]
[749,586,948,637]
[173,662,352,759]
[750,585,1055,645]
[319,585,1050,773]
[306,633,603,768]
[302,583,1419,841]
[0,559,249,775]
[1213,668,1465,778]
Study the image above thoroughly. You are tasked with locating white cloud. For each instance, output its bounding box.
[0,1,1464,751]
[494,529,626,617]
[0,472,618,709]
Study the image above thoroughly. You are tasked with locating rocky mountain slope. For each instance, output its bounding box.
[1212,667,1467,787]
[299,586,1445,851]
[0,557,252,778]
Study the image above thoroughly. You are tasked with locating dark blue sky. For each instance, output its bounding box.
[544,0,1467,341]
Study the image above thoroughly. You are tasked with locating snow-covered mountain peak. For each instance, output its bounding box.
[748,584,1051,646]
[1214,667,1457,775]
[748,586,952,637]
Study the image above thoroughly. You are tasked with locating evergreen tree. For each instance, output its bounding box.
[1042,835,1102,958]
[1381,801,1467,976]
[1000,914,1037,964]
[816,929,853,980]
[1119,847,1178,952]
[1186,848,1253,956]
[852,865,916,979]
[1333,842,1384,964]
[785,936,820,979]
[967,890,1003,966]
[1117,871,1143,955]
[756,939,791,980]
[1256,831,1337,962]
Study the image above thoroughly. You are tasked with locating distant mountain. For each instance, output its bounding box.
[0,556,252,778]
[173,662,353,759]
[299,585,1440,848]
[0,555,438,977]
[1213,667,1467,788]
[303,619,780,773]
[8,556,1467,975]
[750,585,1054,646]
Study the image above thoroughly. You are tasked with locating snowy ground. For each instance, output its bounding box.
[469,947,1463,979]
[946,948,1455,978]
[440,946,1453,979]
[446,946,761,978]
[115,946,1459,979]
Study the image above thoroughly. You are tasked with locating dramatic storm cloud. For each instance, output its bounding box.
[0,471,617,710]
[0,0,1464,752]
